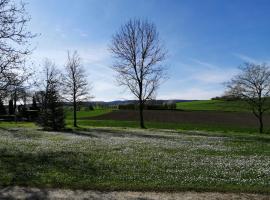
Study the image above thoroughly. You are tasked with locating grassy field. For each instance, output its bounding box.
[63,108,270,134]
[176,100,251,112]
[73,119,269,134]
[2,103,267,136]
[0,126,269,193]
[65,109,112,119]
[0,106,264,134]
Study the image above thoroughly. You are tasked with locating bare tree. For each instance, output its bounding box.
[6,71,30,118]
[0,0,35,93]
[109,19,167,128]
[63,51,90,127]
[226,63,270,133]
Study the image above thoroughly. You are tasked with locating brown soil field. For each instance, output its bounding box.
[88,110,270,128]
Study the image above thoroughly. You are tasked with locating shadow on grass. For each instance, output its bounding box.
[60,128,99,138]
[0,148,100,189]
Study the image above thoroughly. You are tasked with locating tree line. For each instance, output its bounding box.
[0,0,92,130]
[0,51,90,131]
[1,0,270,133]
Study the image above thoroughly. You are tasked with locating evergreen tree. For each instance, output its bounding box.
[38,87,65,131]
[37,60,65,131]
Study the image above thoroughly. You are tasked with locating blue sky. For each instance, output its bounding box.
[27,0,270,101]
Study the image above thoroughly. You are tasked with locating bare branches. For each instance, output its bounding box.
[35,59,62,114]
[62,50,91,127]
[226,62,270,133]
[109,19,167,102]
[36,59,65,131]
[109,19,167,128]
[0,0,35,92]
[0,0,34,51]
[63,51,91,102]
[42,59,62,93]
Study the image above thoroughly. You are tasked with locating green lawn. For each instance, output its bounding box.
[0,107,267,134]
[0,121,37,128]
[65,109,113,119]
[63,108,269,134]
[0,127,269,193]
[176,100,251,112]
[1,118,264,135]
[68,119,269,135]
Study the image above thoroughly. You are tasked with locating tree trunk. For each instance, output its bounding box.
[13,93,17,123]
[139,101,145,128]
[259,114,263,133]
[73,100,77,127]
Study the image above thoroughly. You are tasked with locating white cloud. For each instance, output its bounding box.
[233,53,259,63]
[158,88,222,100]
[30,44,134,101]
[92,84,133,101]
[190,59,217,70]
[190,68,237,84]
[188,59,238,84]
[31,44,110,66]
[155,59,238,100]
[31,49,66,65]
[55,26,67,39]
[55,26,89,39]
[30,49,237,101]
[73,28,89,38]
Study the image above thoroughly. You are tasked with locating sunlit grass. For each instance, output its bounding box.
[65,109,113,119]
[0,121,37,128]
[176,100,251,112]
[0,127,269,193]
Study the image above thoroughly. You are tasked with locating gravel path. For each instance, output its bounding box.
[0,187,269,200]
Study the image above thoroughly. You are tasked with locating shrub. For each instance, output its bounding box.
[88,104,94,110]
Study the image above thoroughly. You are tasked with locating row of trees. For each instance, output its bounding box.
[0,0,169,131]
[1,0,270,133]
[37,52,91,130]
[0,0,33,112]
[0,0,90,130]
[0,51,90,131]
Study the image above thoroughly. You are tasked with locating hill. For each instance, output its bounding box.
[176,100,251,112]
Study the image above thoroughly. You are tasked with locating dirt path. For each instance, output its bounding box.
[0,187,269,200]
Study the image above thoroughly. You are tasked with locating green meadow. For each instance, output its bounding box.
[0,126,269,193]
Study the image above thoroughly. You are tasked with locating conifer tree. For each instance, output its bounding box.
[37,60,65,131]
